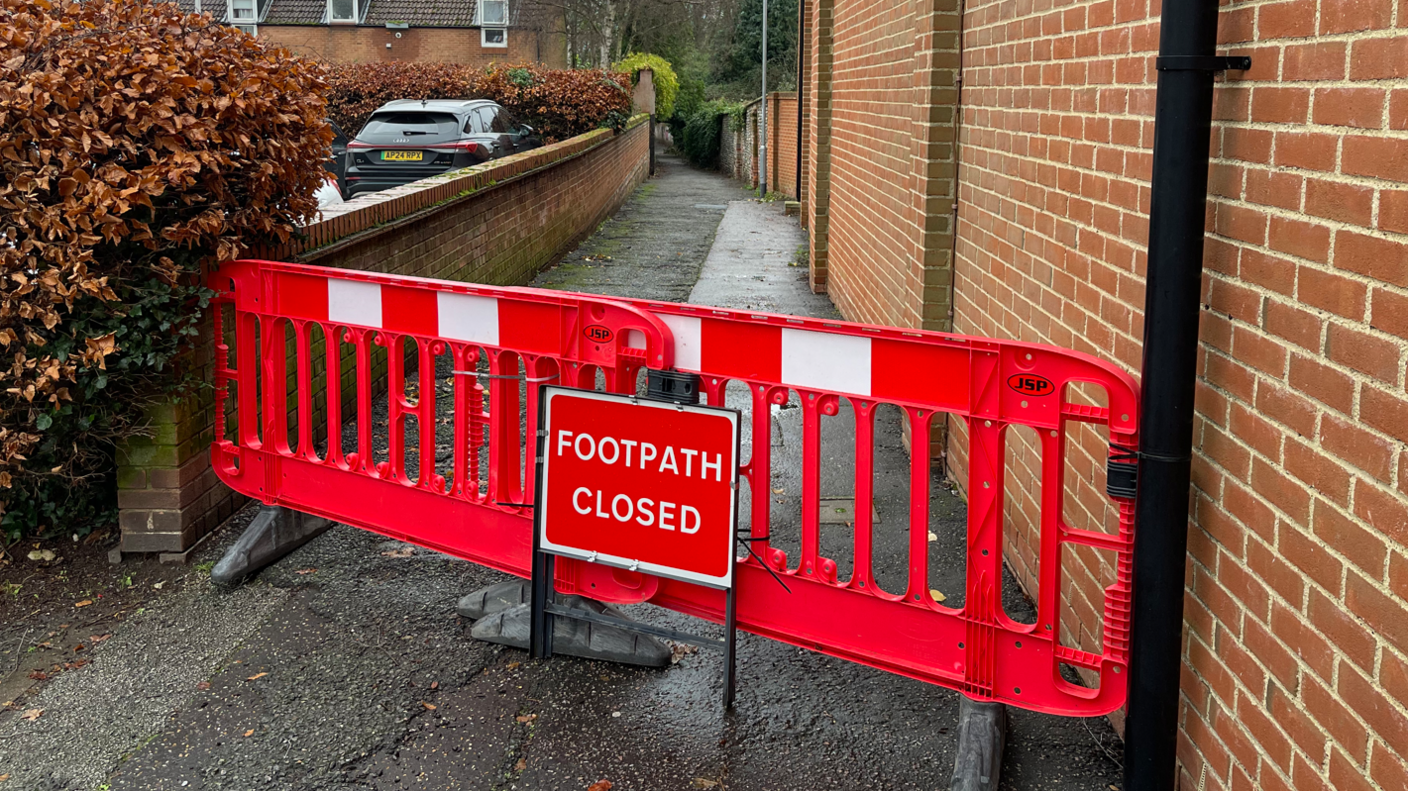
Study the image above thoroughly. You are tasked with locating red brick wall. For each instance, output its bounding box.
[950,0,1408,788]
[804,0,963,331]
[256,24,566,67]
[116,119,649,554]
[768,93,800,199]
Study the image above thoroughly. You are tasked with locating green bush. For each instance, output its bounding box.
[674,100,746,169]
[613,53,679,120]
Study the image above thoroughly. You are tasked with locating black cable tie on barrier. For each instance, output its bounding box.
[736,530,791,594]
[1106,445,1140,500]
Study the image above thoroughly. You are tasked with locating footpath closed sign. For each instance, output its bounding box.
[537,387,740,588]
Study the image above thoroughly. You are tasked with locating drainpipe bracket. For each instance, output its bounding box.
[1155,55,1251,72]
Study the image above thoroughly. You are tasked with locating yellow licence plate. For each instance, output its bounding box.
[381,150,424,162]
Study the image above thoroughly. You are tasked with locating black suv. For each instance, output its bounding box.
[343,99,542,199]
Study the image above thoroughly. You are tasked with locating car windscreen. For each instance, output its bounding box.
[356,112,461,145]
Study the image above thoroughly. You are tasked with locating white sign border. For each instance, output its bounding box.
[536,386,741,590]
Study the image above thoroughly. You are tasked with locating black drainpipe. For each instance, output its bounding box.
[1122,0,1247,786]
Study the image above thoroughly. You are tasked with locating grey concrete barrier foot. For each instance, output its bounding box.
[467,593,671,668]
[951,696,1006,791]
[210,505,335,586]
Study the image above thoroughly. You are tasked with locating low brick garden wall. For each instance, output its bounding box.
[114,116,652,554]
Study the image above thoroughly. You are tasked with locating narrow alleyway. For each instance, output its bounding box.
[0,152,1122,791]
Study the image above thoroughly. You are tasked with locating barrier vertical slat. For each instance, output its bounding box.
[237,312,259,448]
[324,323,345,468]
[387,334,408,483]
[800,391,822,576]
[294,320,316,463]
[451,343,472,498]
[489,350,523,505]
[522,356,556,505]
[354,329,374,474]
[261,315,290,456]
[749,385,777,551]
[852,400,877,593]
[418,340,438,489]
[904,407,933,604]
[1036,426,1064,636]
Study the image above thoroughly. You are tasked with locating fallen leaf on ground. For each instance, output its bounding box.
[197,681,211,691]
[506,661,521,670]
[0,772,10,781]
[514,758,527,771]
[692,780,720,789]
[381,547,414,558]
[421,701,437,711]
[930,589,947,602]
[670,643,699,664]
[89,634,111,643]
[26,550,55,562]
[430,681,439,689]
[587,782,613,791]
[246,672,268,681]
[73,600,92,608]
[295,568,317,575]
[27,671,47,681]
[20,709,42,721]
[516,713,537,723]
[927,531,938,542]
[243,729,254,737]
[771,488,784,494]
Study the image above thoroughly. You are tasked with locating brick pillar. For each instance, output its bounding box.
[797,0,810,210]
[806,0,834,294]
[115,317,245,554]
[908,0,963,333]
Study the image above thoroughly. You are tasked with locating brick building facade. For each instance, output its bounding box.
[801,0,1408,789]
[174,0,566,66]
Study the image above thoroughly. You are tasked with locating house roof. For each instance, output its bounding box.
[263,0,331,24]
[364,0,476,26]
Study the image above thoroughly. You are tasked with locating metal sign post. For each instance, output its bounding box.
[528,380,742,706]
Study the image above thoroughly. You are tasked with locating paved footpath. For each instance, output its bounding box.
[0,151,1121,790]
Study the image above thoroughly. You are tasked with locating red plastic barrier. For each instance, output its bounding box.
[209,259,1139,716]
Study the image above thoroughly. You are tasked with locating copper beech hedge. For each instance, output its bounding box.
[0,0,331,537]
[325,62,633,144]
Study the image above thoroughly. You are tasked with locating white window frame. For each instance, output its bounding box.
[481,26,508,48]
[477,0,508,25]
[326,0,359,24]
[227,0,257,34]
[478,0,508,47]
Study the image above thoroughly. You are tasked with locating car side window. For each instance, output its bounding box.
[464,112,484,134]
[488,107,511,134]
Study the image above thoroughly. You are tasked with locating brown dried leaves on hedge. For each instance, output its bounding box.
[0,0,331,496]
[470,64,632,143]
[324,62,632,144]
[324,61,477,136]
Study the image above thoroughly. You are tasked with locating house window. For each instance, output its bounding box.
[479,0,507,25]
[228,0,256,34]
[479,0,507,47]
[328,0,357,23]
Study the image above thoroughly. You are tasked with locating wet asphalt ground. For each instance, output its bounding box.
[0,151,1122,790]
